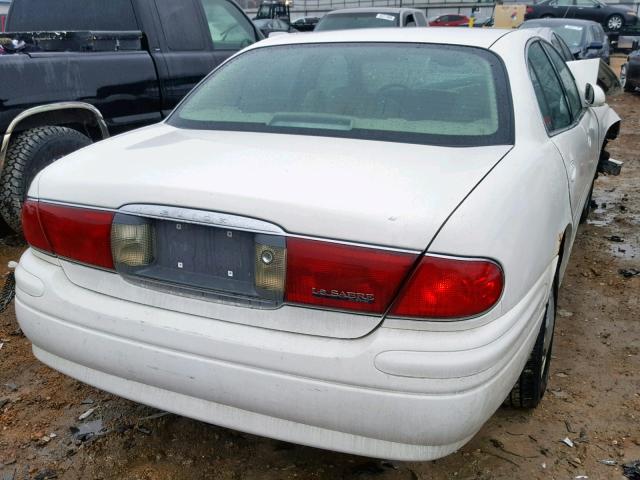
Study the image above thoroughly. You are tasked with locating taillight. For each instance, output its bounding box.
[22,200,115,269]
[285,237,417,314]
[389,255,503,319]
[526,6,534,13]
[22,200,52,252]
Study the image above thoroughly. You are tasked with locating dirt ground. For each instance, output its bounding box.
[1,65,639,480]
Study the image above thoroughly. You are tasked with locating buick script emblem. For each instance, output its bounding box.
[312,288,375,304]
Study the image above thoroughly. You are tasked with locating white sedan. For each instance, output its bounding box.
[16,28,619,460]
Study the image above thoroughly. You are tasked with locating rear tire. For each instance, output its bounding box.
[606,14,624,32]
[621,64,634,92]
[0,127,92,234]
[579,181,594,224]
[507,284,556,408]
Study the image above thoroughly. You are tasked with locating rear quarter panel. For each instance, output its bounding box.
[428,30,574,315]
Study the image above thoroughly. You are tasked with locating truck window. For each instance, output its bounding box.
[156,0,206,51]
[7,0,138,31]
[199,0,257,50]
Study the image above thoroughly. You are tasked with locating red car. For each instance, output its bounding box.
[429,14,470,27]
[0,14,6,32]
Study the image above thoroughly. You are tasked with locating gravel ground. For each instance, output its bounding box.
[0,72,639,480]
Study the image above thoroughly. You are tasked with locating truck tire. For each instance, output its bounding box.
[0,126,92,234]
[507,284,556,408]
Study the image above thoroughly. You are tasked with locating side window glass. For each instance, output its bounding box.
[552,33,574,61]
[527,42,572,132]
[542,42,583,119]
[199,0,257,50]
[528,62,553,130]
[156,0,205,51]
[405,14,417,27]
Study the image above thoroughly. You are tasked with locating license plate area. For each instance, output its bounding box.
[111,213,286,308]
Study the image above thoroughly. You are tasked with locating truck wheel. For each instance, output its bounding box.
[0,127,92,234]
[507,284,556,408]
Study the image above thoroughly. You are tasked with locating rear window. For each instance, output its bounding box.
[552,25,585,48]
[7,0,138,31]
[169,43,513,147]
[315,12,399,31]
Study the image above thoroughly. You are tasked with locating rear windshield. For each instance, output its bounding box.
[7,0,138,31]
[169,43,513,147]
[315,12,399,31]
[551,25,585,48]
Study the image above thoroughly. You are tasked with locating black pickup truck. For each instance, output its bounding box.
[0,0,262,233]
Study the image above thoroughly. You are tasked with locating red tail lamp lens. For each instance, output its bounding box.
[22,199,52,253]
[390,256,503,319]
[285,237,417,314]
[22,200,115,270]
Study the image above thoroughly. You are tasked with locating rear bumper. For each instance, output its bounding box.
[15,249,552,460]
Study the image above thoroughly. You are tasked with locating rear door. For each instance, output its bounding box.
[527,40,599,222]
[548,0,574,18]
[574,0,602,22]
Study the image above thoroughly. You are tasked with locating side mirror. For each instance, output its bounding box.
[587,41,604,50]
[584,83,606,107]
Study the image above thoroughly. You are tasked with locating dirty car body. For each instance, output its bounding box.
[15,29,620,460]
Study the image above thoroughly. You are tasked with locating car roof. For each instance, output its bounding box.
[522,18,602,28]
[325,7,424,15]
[252,27,514,49]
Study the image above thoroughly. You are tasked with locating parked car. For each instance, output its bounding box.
[0,0,261,234]
[16,28,620,461]
[621,47,640,92]
[429,14,470,27]
[314,7,427,31]
[521,18,610,63]
[291,16,320,31]
[253,18,297,35]
[525,0,638,32]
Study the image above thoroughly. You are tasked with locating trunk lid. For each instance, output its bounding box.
[36,124,511,337]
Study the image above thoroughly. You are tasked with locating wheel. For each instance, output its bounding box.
[0,126,92,234]
[606,14,624,32]
[621,64,633,92]
[507,284,556,408]
[579,180,594,224]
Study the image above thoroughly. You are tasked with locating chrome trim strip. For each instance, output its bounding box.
[31,199,423,254]
[1,102,109,174]
[119,204,286,235]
